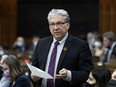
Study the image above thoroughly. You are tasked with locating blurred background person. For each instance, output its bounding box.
[0,44,13,58]
[26,35,40,63]
[93,31,103,58]
[0,45,5,57]
[87,31,103,57]
[87,31,103,67]
[12,36,29,53]
[31,35,40,51]
[12,36,29,58]
[87,32,96,52]
[100,31,116,63]
[94,40,103,58]
[1,55,31,87]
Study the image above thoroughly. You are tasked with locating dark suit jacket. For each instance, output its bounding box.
[9,74,31,87]
[32,34,93,87]
[111,43,116,58]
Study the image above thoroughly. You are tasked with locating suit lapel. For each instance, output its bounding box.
[56,35,73,73]
[41,37,53,71]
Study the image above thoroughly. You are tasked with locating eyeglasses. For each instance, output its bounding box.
[49,22,67,28]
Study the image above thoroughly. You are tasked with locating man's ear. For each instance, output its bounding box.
[66,23,70,29]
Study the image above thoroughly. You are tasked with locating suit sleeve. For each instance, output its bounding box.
[32,42,39,68]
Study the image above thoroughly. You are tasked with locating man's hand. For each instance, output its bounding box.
[112,70,116,80]
[55,68,67,79]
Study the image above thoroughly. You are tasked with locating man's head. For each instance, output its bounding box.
[16,36,25,46]
[47,9,70,41]
[103,31,116,47]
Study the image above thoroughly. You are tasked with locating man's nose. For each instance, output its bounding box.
[54,24,59,29]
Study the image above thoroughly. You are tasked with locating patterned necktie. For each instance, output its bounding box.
[47,41,59,87]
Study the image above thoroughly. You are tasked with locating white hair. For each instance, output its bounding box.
[47,9,70,23]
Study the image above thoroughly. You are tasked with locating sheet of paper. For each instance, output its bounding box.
[26,62,53,79]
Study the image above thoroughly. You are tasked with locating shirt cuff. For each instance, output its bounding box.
[63,70,72,82]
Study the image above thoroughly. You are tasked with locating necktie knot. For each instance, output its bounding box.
[54,41,59,46]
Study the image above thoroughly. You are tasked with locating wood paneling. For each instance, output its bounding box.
[99,0,116,34]
[1,0,116,49]
[0,0,17,48]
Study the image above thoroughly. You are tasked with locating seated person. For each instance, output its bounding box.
[84,67,111,87]
[101,32,116,63]
[0,55,10,87]
[1,55,31,87]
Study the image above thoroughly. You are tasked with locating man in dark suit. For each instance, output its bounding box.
[31,8,93,87]
[102,31,116,63]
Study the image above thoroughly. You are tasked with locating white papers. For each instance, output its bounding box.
[26,62,53,79]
